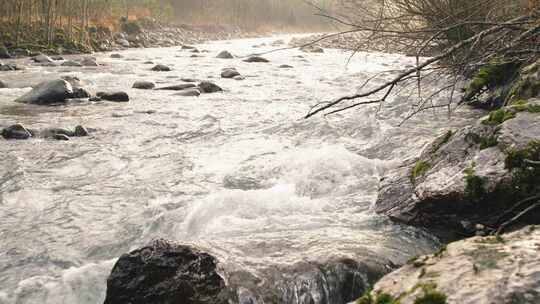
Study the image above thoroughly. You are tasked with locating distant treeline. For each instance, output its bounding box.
[0,0,336,49]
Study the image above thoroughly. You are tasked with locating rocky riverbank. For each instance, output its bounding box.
[0,19,262,59]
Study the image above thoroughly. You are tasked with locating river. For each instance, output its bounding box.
[0,35,478,303]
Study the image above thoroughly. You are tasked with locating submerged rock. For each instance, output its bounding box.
[31,54,53,63]
[221,68,241,79]
[104,239,228,304]
[97,91,130,102]
[243,56,269,63]
[216,50,234,59]
[156,83,197,91]
[1,124,33,140]
[132,81,156,90]
[198,81,222,93]
[375,102,540,240]
[174,88,201,97]
[365,226,540,304]
[15,79,73,105]
[151,64,172,72]
[61,60,83,67]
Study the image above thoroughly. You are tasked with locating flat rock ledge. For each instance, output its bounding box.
[374,100,540,240]
[358,226,540,304]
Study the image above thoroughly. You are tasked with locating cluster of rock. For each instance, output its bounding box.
[132,78,222,97]
[1,123,89,141]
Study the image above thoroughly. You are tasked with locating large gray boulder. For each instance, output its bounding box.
[216,50,234,59]
[375,100,540,240]
[15,79,73,105]
[363,226,540,304]
[104,239,229,304]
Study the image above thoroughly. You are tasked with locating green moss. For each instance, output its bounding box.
[411,161,431,181]
[464,61,519,102]
[479,135,499,150]
[432,130,453,154]
[510,100,540,113]
[482,109,516,125]
[505,141,540,196]
[356,292,400,304]
[464,165,486,201]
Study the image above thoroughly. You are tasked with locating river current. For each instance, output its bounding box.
[0,35,478,303]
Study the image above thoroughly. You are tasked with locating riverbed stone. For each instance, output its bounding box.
[110,53,124,59]
[104,239,229,304]
[15,79,73,105]
[365,226,540,304]
[221,68,241,79]
[61,60,83,67]
[156,83,197,91]
[97,91,130,102]
[374,104,540,240]
[243,56,270,63]
[151,64,172,72]
[32,54,53,63]
[174,88,201,97]
[216,50,234,59]
[132,80,156,90]
[1,124,33,140]
[81,56,98,66]
[198,81,222,93]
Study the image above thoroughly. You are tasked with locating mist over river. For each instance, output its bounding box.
[0,35,480,303]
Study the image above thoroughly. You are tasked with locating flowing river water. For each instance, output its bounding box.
[0,35,479,303]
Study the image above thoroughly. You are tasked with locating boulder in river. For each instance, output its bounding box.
[74,125,90,137]
[0,63,21,71]
[156,83,197,91]
[182,45,197,50]
[81,57,98,66]
[198,81,223,93]
[375,100,540,240]
[116,38,130,48]
[300,45,324,53]
[151,64,172,72]
[31,54,53,63]
[174,88,201,97]
[97,91,130,102]
[104,239,229,304]
[132,81,156,90]
[1,124,33,140]
[279,64,293,69]
[0,80,6,88]
[61,60,83,67]
[15,79,73,105]
[221,68,241,79]
[364,226,540,304]
[69,87,91,99]
[243,56,270,63]
[0,46,12,59]
[216,50,234,59]
[110,53,124,59]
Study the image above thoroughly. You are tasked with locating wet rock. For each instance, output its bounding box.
[31,54,53,63]
[0,80,6,88]
[191,49,200,53]
[367,226,540,304]
[104,239,228,304]
[53,134,70,141]
[89,96,102,102]
[0,63,21,71]
[221,68,241,79]
[74,125,89,137]
[198,81,223,93]
[0,46,12,59]
[181,78,199,83]
[233,75,245,81]
[132,81,156,90]
[51,56,64,61]
[61,76,84,88]
[375,104,540,240]
[110,53,124,59]
[81,57,98,66]
[151,64,172,72]
[61,60,83,67]
[1,124,32,140]
[143,61,154,64]
[96,91,130,102]
[279,64,293,69]
[300,45,324,53]
[216,50,234,59]
[174,88,201,97]
[117,38,130,48]
[182,45,196,50]
[15,79,73,105]
[69,87,91,99]
[156,83,197,91]
[243,56,269,63]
